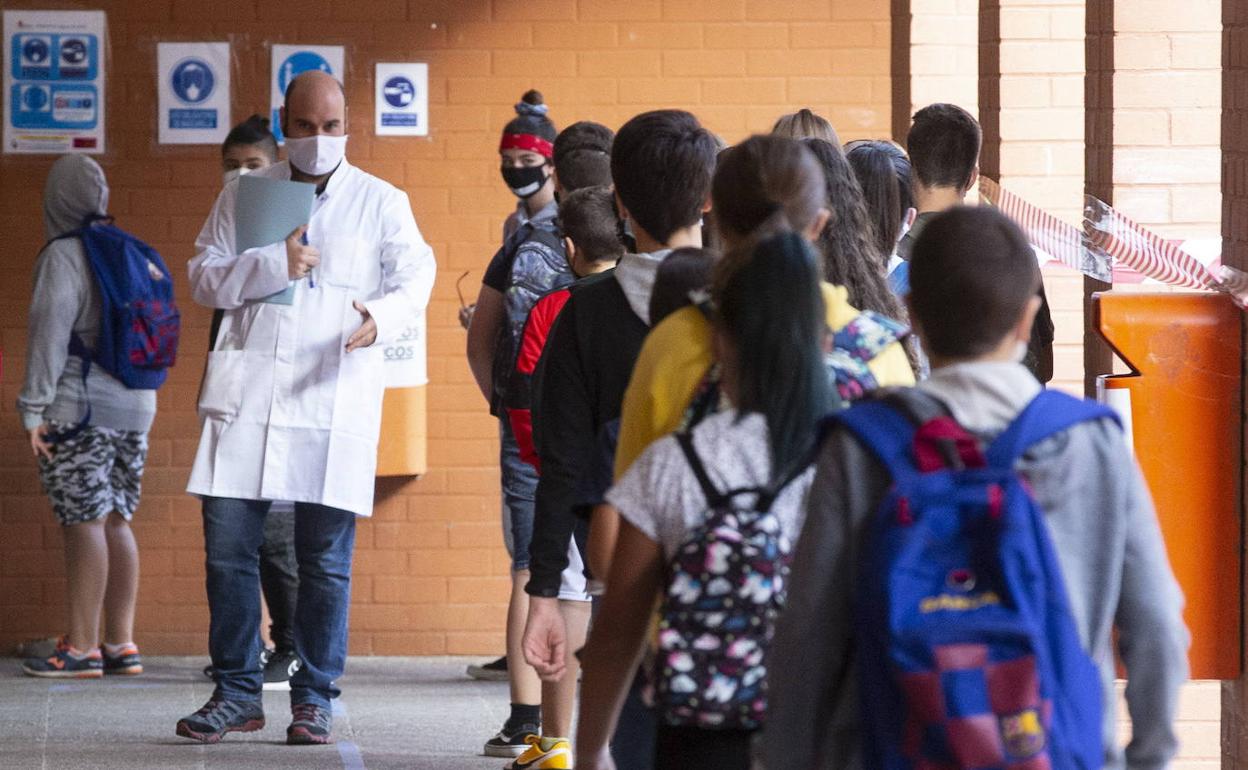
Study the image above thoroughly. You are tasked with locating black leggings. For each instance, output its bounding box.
[654,725,755,770]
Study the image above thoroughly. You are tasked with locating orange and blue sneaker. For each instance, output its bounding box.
[506,736,572,769]
[102,642,143,676]
[21,636,102,678]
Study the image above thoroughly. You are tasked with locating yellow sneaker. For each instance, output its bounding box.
[506,735,572,769]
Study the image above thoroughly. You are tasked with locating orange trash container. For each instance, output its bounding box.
[1095,291,1241,679]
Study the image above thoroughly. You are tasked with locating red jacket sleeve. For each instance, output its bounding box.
[506,288,572,470]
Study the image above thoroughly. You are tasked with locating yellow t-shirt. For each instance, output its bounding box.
[613,283,915,478]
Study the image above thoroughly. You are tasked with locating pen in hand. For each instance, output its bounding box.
[302,231,316,288]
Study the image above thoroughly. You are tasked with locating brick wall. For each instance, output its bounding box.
[0,0,893,656]
[1003,1,1086,395]
[910,0,978,113]
[1112,0,1222,240]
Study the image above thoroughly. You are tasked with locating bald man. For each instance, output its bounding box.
[178,71,436,745]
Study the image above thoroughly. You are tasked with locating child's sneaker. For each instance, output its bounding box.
[506,736,572,769]
[21,637,102,679]
[484,720,540,757]
[175,697,266,744]
[286,702,333,745]
[466,654,509,681]
[262,648,300,691]
[102,642,143,675]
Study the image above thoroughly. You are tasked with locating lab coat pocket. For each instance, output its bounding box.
[320,236,382,295]
[197,350,249,421]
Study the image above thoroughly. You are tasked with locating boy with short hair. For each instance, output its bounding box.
[470,121,618,761]
[520,109,718,770]
[765,206,1188,770]
[505,184,630,471]
[900,103,1056,383]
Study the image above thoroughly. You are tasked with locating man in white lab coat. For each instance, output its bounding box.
[176,71,436,746]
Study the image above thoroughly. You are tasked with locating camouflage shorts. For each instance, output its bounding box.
[37,422,148,526]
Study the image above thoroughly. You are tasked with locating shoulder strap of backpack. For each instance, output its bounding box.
[985,389,1121,469]
[527,225,564,254]
[676,430,727,509]
[830,397,924,483]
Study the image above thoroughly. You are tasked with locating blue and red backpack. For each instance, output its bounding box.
[834,389,1115,769]
[45,216,180,437]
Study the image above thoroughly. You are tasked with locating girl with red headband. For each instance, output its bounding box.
[465,89,564,761]
[500,90,559,241]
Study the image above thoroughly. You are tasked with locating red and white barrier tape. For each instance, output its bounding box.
[1083,196,1215,289]
[978,179,1112,282]
[980,178,1248,307]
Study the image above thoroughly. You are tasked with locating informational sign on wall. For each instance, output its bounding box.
[374,62,428,137]
[383,309,428,388]
[269,44,343,145]
[3,10,106,154]
[157,42,230,145]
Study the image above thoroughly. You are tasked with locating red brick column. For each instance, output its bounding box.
[891,0,912,142]
[1083,0,1114,396]
[977,0,1001,181]
[1223,0,1248,760]
[1226,0,1248,274]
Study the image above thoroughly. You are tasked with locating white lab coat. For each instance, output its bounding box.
[186,159,435,517]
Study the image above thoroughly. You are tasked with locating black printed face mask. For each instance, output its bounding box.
[501,165,549,199]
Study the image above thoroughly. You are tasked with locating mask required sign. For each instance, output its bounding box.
[158,42,231,145]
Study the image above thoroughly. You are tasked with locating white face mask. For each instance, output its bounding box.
[1013,340,1029,363]
[286,134,348,176]
[222,167,252,186]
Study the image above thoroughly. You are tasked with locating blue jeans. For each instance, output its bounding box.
[499,419,539,571]
[202,496,356,708]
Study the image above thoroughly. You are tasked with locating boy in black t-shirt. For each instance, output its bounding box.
[900,103,1055,383]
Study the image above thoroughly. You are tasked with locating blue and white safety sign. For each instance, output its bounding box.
[3,10,106,154]
[375,62,428,137]
[269,44,344,145]
[157,42,231,144]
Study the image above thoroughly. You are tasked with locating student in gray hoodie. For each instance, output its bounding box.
[17,155,156,679]
[765,207,1188,769]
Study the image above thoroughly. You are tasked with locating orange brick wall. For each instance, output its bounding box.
[0,0,893,656]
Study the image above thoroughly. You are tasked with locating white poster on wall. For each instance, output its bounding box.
[374,62,428,137]
[383,309,427,388]
[3,10,106,154]
[269,44,343,145]
[157,42,230,145]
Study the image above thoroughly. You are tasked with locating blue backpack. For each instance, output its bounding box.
[834,389,1115,769]
[45,216,180,437]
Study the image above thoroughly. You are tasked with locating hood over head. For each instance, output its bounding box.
[44,155,109,239]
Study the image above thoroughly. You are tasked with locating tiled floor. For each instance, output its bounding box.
[0,657,510,770]
[0,655,1224,768]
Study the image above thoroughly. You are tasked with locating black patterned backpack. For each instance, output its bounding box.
[649,431,810,730]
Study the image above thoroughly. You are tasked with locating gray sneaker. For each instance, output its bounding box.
[466,655,508,682]
[287,702,333,745]
[176,698,265,744]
